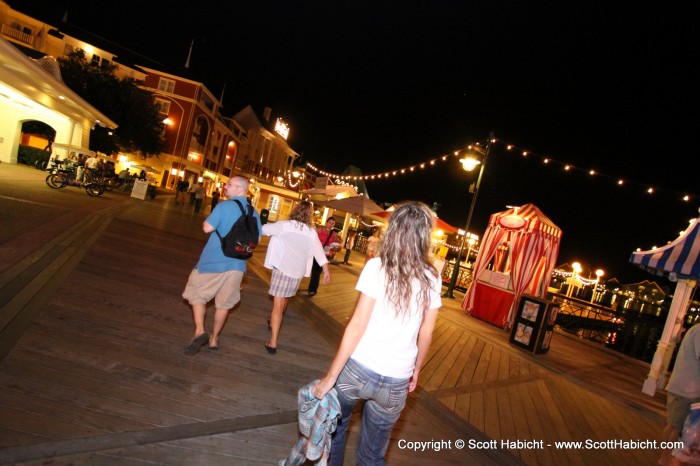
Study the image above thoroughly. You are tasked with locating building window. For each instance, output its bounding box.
[154,98,171,115]
[63,43,74,56]
[269,196,280,213]
[91,54,101,66]
[158,78,176,94]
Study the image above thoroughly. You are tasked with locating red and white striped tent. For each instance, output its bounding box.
[462,203,562,328]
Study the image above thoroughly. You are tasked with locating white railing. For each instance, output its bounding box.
[1,24,34,46]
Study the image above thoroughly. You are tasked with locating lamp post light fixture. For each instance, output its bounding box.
[443,132,494,298]
[591,269,604,303]
[465,236,477,269]
[566,262,582,298]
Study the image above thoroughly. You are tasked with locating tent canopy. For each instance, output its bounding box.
[51,143,95,157]
[630,216,700,281]
[317,195,383,216]
[462,203,562,328]
[303,186,358,198]
[629,213,699,395]
[131,164,162,174]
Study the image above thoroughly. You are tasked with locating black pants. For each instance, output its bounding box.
[309,259,324,293]
[343,248,352,263]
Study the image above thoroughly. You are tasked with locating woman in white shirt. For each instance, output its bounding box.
[313,201,442,465]
[262,201,330,354]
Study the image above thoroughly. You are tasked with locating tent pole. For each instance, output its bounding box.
[642,278,696,396]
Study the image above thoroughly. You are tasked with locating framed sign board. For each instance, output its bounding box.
[509,295,553,353]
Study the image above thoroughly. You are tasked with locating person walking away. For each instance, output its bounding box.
[659,323,700,466]
[308,217,340,296]
[313,202,442,465]
[193,182,206,213]
[262,201,331,354]
[365,228,381,263]
[210,188,221,212]
[342,230,357,265]
[181,176,261,354]
[175,179,189,205]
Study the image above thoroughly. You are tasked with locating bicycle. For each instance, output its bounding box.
[45,165,104,196]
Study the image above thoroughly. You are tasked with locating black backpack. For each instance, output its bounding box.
[214,200,259,260]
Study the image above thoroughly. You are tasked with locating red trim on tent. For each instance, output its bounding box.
[462,204,562,328]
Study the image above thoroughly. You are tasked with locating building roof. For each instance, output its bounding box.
[0,36,117,128]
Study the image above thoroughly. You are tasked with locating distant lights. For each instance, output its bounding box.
[589,170,596,175]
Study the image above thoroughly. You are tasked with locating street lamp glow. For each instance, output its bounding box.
[443,133,494,298]
[591,269,605,303]
[567,262,582,298]
[460,156,481,172]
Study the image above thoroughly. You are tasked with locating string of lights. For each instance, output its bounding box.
[552,268,600,286]
[305,139,697,204]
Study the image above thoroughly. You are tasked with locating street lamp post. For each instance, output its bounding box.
[443,132,494,298]
[591,269,604,303]
[566,262,582,298]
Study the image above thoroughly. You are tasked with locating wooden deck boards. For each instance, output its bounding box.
[0,190,668,465]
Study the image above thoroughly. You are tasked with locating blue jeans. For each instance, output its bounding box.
[330,358,410,466]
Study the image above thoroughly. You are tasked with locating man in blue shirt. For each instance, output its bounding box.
[182,176,262,354]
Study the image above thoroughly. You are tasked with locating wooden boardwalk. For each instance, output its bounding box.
[0,164,669,465]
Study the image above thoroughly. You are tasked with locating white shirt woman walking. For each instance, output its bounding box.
[313,201,442,465]
[262,201,330,354]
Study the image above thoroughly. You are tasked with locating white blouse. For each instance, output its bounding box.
[262,221,328,279]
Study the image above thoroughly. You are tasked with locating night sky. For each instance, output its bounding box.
[10,0,700,283]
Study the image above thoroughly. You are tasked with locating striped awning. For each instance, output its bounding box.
[630,217,700,281]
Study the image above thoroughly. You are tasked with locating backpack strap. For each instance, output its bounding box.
[214,199,248,239]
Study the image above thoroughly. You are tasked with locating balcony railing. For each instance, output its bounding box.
[1,24,34,46]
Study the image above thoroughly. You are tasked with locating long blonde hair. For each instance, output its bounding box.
[379,201,438,317]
